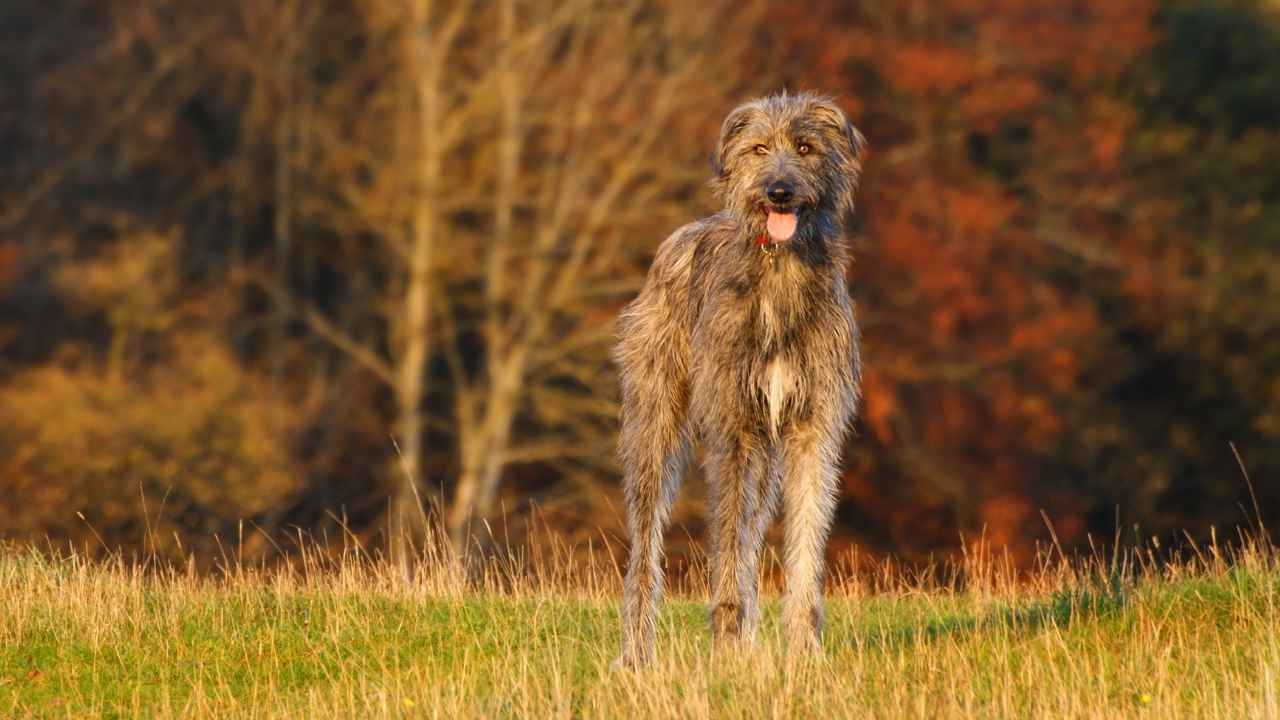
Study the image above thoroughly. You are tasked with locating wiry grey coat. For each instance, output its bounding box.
[614,92,867,667]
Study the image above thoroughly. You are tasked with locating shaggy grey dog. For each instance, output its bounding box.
[614,91,866,667]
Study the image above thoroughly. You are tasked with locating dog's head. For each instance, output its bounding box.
[710,92,866,243]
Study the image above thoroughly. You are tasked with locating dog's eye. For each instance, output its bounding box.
[797,143,811,155]
[753,144,769,156]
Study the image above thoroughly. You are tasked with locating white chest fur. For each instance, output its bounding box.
[763,358,794,438]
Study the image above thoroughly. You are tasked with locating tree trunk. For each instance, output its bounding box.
[446,0,522,551]
[447,363,522,547]
[389,0,439,566]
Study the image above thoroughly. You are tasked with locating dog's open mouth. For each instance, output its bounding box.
[762,205,799,242]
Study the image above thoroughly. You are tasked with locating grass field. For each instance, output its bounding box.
[2,536,1278,719]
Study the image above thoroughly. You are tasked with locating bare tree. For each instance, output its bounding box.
[433,0,768,546]
[249,0,766,552]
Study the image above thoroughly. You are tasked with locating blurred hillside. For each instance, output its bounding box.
[1,0,1278,568]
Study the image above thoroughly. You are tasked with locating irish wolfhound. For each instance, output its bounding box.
[614,91,866,667]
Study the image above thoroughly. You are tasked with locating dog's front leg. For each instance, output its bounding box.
[706,438,769,647]
[780,432,839,655]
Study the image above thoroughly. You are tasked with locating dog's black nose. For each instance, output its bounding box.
[766,181,794,205]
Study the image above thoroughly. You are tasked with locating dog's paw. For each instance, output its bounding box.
[609,653,648,672]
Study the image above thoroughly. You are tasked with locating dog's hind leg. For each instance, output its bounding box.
[616,378,690,669]
[706,437,772,646]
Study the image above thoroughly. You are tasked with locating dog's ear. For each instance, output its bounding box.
[846,123,867,164]
[810,97,866,167]
[712,103,757,181]
[810,97,867,211]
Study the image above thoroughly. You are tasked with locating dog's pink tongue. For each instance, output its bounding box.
[766,211,796,241]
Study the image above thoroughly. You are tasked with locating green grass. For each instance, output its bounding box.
[1,542,1278,718]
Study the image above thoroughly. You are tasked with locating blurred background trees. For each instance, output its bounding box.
[1,0,1277,568]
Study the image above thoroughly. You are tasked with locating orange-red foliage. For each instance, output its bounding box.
[788,0,1158,561]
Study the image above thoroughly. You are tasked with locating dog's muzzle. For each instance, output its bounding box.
[762,181,798,241]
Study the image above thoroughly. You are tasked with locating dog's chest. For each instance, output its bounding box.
[754,289,808,438]
[757,354,796,438]
[700,259,828,437]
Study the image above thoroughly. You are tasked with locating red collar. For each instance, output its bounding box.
[756,233,781,263]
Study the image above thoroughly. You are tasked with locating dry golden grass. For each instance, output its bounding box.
[1,532,1277,719]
